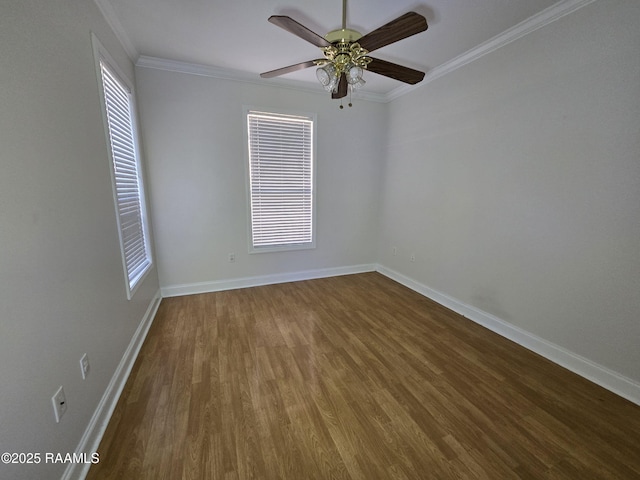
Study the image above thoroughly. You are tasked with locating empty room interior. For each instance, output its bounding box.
[1,0,639,479]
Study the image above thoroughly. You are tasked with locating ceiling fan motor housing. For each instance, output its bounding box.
[325,28,362,43]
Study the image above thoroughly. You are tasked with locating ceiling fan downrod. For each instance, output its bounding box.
[342,0,347,30]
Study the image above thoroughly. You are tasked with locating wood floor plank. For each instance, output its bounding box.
[87,273,640,479]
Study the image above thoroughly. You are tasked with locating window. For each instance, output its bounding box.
[94,37,152,298]
[246,109,316,252]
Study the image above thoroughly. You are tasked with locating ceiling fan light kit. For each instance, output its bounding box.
[314,40,371,95]
[261,0,428,108]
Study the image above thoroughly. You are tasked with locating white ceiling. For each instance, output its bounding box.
[101,0,562,96]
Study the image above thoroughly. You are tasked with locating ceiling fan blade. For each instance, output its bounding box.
[332,73,348,99]
[367,58,425,84]
[268,16,331,48]
[357,12,427,53]
[260,59,324,78]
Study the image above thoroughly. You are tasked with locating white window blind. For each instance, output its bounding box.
[99,58,151,296]
[247,111,315,250]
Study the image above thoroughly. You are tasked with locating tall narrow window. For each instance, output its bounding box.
[246,110,316,252]
[96,48,152,298]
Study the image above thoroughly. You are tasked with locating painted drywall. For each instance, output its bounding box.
[135,67,386,290]
[0,1,160,479]
[378,0,640,383]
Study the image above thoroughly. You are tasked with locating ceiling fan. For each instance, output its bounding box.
[260,0,428,104]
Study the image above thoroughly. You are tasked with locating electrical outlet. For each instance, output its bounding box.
[410,253,416,262]
[228,253,235,263]
[52,386,67,423]
[80,353,90,380]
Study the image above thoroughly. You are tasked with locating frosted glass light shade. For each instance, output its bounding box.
[317,64,339,92]
[351,78,366,89]
[316,66,331,86]
[347,65,363,84]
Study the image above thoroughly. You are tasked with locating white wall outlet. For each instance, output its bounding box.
[228,253,235,263]
[80,353,90,380]
[392,246,397,256]
[51,386,67,423]
[410,253,416,262]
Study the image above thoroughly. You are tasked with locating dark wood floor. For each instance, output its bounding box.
[87,273,640,479]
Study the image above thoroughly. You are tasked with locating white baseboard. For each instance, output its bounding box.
[161,264,377,297]
[376,265,640,406]
[62,289,163,480]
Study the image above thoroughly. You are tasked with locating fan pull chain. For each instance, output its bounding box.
[339,88,354,109]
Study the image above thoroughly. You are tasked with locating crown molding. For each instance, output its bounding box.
[119,0,595,103]
[135,56,389,103]
[93,0,138,61]
[386,0,598,102]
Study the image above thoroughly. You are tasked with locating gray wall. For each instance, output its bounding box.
[377,0,640,383]
[0,1,160,479]
[135,67,386,291]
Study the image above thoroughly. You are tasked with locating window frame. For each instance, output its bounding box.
[92,34,153,299]
[243,106,317,254]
